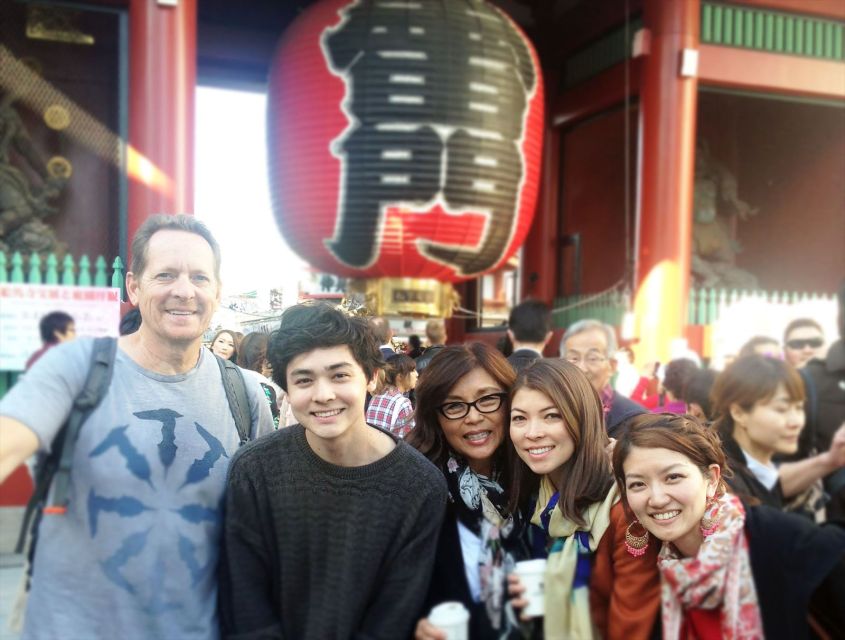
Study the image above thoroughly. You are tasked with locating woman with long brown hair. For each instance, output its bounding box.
[508,359,660,639]
[407,343,529,640]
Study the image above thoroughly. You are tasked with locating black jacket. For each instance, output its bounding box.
[606,390,646,439]
[423,504,495,639]
[415,344,446,374]
[506,348,542,373]
[802,340,845,519]
[422,503,535,639]
[803,340,845,453]
[745,504,845,639]
[721,430,786,510]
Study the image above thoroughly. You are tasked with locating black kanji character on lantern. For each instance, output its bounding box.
[322,0,537,276]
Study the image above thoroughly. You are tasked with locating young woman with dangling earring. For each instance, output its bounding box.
[507,359,660,639]
[613,413,845,640]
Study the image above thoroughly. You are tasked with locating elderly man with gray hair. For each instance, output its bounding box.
[560,319,645,438]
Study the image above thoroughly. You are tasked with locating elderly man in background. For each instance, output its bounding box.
[560,319,645,438]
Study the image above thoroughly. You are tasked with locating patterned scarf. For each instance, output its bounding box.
[658,493,764,640]
[445,455,520,635]
[530,476,617,640]
[599,384,615,418]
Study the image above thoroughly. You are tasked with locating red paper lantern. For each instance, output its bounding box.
[267,0,544,283]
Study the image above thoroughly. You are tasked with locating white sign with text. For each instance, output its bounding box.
[0,284,121,371]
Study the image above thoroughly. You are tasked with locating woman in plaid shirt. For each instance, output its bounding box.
[366,354,418,437]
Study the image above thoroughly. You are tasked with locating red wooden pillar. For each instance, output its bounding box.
[127,0,196,258]
[634,0,699,364]
[521,121,560,305]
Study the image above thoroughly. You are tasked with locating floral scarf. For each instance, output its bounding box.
[530,476,616,640]
[445,455,521,635]
[658,493,764,640]
[599,384,615,419]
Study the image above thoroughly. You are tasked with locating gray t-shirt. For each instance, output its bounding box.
[0,338,274,640]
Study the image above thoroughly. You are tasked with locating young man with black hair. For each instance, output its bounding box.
[219,302,447,639]
[506,299,552,372]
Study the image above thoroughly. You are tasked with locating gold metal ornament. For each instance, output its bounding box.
[47,156,72,179]
[344,278,458,318]
[26,6,95,45]
[44,105,71,130]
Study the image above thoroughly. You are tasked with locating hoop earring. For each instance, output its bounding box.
[700,497,721,537]
[625,521,650,557]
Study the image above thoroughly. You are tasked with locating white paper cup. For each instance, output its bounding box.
[429,601,470,640]
[514,558,547,618]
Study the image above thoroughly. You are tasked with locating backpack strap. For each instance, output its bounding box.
[215,355,251,446]
[15,336,117,552]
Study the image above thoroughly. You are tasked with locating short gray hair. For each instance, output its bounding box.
[426,319,446,344]
[560,319,618,357]
[130,214,222,282]
[368,316,392,344]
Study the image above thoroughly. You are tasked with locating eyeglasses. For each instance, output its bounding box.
[437,393,507,420]
[564,352,607,366]
[786,338,823,350]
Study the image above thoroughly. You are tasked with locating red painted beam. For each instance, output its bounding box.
[699,44,845,99]
[733,0,845,20]
[552,59,643,129]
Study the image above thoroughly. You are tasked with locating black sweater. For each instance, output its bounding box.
[219,425,448,640]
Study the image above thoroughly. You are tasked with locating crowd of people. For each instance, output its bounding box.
[0,214,843,640]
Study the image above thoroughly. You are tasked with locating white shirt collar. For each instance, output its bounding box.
[741,448,779,491]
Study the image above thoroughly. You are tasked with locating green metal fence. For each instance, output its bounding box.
[552,286,836,331]
[552,290,628,329]
[0,251,124,289]
[686,287,836,326]
[0,250,124,396]
[562,2,844,93]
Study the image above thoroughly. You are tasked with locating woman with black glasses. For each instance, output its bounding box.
[407,343,530,640]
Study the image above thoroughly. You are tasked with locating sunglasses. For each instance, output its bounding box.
[786,338,823,350]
